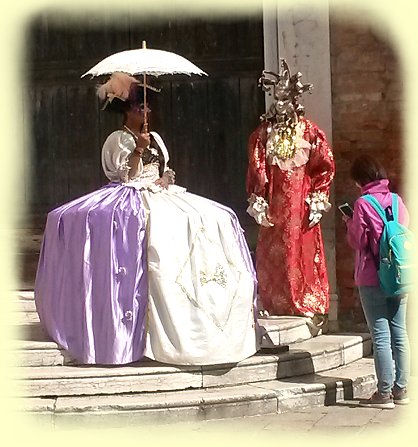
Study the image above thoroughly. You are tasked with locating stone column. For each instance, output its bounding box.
[263,0,338,330]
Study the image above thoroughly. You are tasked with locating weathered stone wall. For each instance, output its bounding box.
[330,16,404,322]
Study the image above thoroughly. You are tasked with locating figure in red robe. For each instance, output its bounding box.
[246,60,335,318]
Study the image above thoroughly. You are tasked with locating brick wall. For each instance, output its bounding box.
[330,17,404,322]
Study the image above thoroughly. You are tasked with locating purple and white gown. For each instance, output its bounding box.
[35,130,258,365]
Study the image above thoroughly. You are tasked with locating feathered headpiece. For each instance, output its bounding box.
[97,72,139,102]
[97,72,160,112]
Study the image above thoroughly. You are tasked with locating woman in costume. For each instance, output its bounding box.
[246,60,335,318]
[35,72,258,366]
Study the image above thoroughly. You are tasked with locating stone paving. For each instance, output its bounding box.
[172,377,416,437]
[141,399,412,437]
[122,376,417,437]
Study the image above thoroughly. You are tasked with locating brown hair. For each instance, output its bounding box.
[350,155,387,187]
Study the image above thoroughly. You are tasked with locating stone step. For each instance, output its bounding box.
[13,299,36,313]
[13,292,36,309]
[12,312,320,344]
[15,290,35,300]
[20,357,377,429]
[12,289,326,367]
[15,333,371,397]
[13,291,320,343]
[14,313,40,325]
[14,319,319,367]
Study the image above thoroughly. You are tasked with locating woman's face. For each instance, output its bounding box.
[128,103,151,126]
[134,103,151,114]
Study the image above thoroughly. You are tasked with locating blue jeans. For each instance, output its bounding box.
[359,286,410,395]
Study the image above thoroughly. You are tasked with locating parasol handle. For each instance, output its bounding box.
[142,40,148,133]
[143,73,148,133]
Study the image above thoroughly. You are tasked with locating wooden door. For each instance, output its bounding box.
[25,11,265,225]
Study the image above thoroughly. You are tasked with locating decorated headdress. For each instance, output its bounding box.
[97,72,160,113]
[259,59,313,126]
[257,60,313,161]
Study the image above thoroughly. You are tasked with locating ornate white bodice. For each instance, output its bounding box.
[101,130,170,190]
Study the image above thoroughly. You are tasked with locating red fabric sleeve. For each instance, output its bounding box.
[305,120,335,195]
[246,123,269,198]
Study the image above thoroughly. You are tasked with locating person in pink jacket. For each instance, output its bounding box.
[344,155,410,409]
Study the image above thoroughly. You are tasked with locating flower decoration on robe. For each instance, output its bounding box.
[306,191,331,228]
[247,193,274,227]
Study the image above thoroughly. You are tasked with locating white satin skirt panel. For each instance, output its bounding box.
[141,188,257,365]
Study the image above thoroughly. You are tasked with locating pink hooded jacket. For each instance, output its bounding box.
[345,179,409,286]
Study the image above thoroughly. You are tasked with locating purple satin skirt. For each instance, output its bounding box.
[35,183,148,364]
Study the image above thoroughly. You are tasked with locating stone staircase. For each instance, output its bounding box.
[12,291,376,429]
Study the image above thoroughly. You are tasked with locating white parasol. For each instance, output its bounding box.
[82,41,207,131]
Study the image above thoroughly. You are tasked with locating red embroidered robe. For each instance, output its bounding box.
[246,118,335,316]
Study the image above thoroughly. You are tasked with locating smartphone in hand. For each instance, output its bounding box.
[338,203,354,218]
